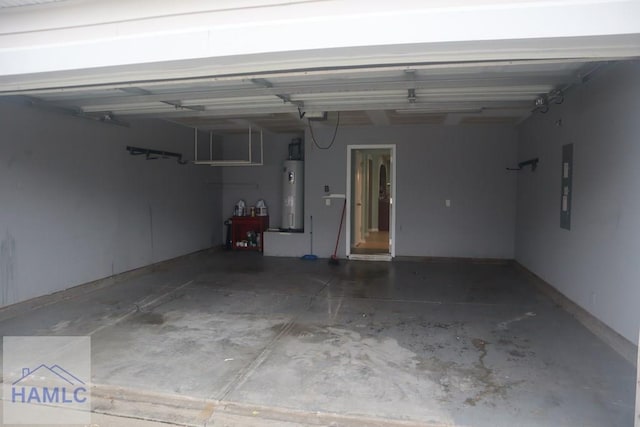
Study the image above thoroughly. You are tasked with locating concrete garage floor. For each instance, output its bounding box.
[0,251,635,426]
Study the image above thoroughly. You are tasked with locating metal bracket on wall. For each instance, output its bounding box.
[507,158,539,172]
[126,146,187,164]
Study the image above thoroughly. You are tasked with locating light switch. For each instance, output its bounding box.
[445,199,451,208]
[325,198,331,206]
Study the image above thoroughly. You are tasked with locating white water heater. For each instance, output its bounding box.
[282,160,304,231]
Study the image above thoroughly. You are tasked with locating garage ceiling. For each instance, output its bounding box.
[4,58,605,133]
[0,0,62,7]
[1,0,637,134]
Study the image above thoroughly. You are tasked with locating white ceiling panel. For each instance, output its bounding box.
[4,58,611,132]
[0,0,62,8]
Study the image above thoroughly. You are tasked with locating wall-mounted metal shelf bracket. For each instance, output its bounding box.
[507,158,539,172]
[126,146,187,164]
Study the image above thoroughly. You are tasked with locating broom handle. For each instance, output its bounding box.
[333,199,347,256]
[310,215,313,254]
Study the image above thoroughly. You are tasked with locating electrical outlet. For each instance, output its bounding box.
[325,198,331,206]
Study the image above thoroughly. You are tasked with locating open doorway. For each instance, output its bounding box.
[346,145,395,260]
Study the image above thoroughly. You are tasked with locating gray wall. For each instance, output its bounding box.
[303,124,518,259]
[0,99,222,307]
[516,60,640,344]
[221,132,302,230]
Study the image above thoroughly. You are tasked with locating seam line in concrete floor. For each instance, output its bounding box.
[323,296,539,307]
[86,280,193,336]
[0,248,207,322]
[213,277,334,402]
[0,278,184,323]
[89,382,454,427]
[213,399,453,427]
[94,412,177,427]
[192,286,540,308]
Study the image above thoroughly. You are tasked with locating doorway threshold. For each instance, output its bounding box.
[348,254,392,262]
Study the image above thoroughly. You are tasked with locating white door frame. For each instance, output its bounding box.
[346,144,396,259]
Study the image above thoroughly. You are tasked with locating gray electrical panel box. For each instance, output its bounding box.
[560,143,573,230]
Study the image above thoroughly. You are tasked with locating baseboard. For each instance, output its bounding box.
[393,256,512,265]
[515,262,637,366]
[0,247,221,322]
